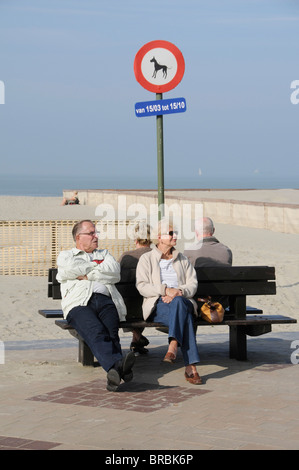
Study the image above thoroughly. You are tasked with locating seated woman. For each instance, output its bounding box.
[118,222,152,355]
[136,218,202,385]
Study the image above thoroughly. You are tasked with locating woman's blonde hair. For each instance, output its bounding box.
[128,222,152,246]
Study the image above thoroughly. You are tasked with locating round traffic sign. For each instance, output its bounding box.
[134,40,185,93]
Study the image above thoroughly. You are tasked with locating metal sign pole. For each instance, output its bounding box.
[156,92,164,220]
[134,41,185,222]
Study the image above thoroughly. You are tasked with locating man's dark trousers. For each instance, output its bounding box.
[67,293,122,371]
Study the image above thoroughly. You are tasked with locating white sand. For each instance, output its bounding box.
[0,191,299,343]
[0,189,298,221]
[0,196,97,221]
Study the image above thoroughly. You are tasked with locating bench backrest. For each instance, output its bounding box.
[48,266,276,320]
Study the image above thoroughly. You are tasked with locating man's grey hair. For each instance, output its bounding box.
[195,217,215,237]
[72,219,94,241]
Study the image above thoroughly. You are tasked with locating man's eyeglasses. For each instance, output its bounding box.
[78,231,99,238]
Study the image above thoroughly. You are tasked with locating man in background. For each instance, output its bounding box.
[184,217,232,309]
[184,217,232,268]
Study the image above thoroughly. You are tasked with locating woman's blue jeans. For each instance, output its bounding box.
[67,293,123,372]
[152,296,200,366]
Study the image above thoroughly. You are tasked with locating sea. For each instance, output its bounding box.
[0,174,298,197]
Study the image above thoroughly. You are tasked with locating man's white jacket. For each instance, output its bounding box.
[56,248,127,320]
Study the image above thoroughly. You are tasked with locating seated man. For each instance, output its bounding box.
[184,217,232,268]
[56,219,135,392]
[184,217,233,308]
[61,191,80,205]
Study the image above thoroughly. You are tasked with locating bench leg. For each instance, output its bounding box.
[229,325,247,361]
[67,328,95,366]
[78,337,94,366]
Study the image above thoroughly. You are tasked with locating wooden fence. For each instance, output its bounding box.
[0,220,136,276]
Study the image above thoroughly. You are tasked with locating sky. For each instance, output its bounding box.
[0,0,299,189]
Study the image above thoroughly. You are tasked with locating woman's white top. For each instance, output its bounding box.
[159,259,178,288]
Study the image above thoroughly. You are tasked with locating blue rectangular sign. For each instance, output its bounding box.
[135,97,186,117]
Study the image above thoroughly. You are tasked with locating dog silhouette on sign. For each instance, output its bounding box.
[150,57,170,79]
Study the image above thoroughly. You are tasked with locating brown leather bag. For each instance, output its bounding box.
[198,296,225,324]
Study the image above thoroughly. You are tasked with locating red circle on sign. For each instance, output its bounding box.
[134,40,185,93]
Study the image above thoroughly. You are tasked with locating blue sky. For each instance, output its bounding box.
[1,0,299,188]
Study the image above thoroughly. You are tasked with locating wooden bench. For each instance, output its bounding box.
[39,266,297,365]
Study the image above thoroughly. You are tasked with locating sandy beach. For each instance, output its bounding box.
[0,190,298,344]
[1,189,299,220]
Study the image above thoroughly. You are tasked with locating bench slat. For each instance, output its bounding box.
[47,280,277,299]
[226,315,297,325]
[38,309,64,318]
[54,315,297,330]
[195,266,275,281]
[196,281,276,296]
[39,306,263,321]
[49,266,276,283]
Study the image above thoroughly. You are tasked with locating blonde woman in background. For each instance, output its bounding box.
[118,222,152,355]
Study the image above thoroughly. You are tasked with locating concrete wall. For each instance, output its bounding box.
[63,189,299,234]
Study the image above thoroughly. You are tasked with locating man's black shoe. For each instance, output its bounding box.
[106,352,135,391]
[121,351,135,382]
[114,351,135,383]
[106,368,121,392]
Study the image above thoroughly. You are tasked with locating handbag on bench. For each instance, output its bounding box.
[198,296,225,324]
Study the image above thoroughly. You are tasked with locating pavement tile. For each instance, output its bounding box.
[1,331,299,450]
[0,435,60,450]
[28,378,211,413]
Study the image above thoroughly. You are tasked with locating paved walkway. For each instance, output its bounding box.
[1,330,299,451]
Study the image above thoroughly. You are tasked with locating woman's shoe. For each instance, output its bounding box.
[130,335,150,355]
[138,335,149,347]
[163,352,176,363]
[184,372,203,385]
[130,342,149,355]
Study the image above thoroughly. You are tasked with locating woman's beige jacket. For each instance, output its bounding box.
[136,245,198,320]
